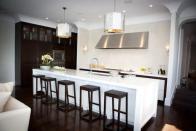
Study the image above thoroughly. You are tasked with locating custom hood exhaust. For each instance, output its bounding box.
[96,32,149,49]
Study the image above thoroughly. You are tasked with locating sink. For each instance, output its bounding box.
[90,72,112,76]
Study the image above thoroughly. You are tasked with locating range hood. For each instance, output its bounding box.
[96,32,149,49]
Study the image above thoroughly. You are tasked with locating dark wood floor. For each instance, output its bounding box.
[15,87,196,131]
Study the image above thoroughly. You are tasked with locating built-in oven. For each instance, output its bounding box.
[52,50,65,66]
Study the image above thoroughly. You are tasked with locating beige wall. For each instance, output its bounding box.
[77,20,170,73]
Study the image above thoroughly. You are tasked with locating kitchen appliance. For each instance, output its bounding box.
[96,32,149,49]
[52,50,65,66]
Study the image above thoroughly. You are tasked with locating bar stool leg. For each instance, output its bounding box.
[40,79,43,98]
[65,85,67,106]
[57,83,59,109]
[66,86,69,105]
[117,98,121,131]
[40,79,43,99]
[88,91,91,121]
[73,83,76,107]
[103,93,106,129]
[45,81,48,102]
[98,88,101,117]
[90,91,93,121]
[112,97,114,124]
[36,78,38,97]
[79,88,82,118]
[55,80,58,100]
[50,81,53,100]
[126,94,128,128]
[32,77,34,95]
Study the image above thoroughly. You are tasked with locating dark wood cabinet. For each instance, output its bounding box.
[15,22,77,87]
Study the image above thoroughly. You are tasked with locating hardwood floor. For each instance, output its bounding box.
[15,87,196,131]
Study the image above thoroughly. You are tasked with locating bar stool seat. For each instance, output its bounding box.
[80,85,101,122]
[58,80,75,85]
[103,89,128,131]
[57,80,76,112]
[32,74,45,78]
[43,77,56,81]
[32,74,45,98]
[41,77,57,104]
[104,90,127,98]
[80,85,100,91]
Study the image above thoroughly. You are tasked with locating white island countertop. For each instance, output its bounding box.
[79,67,167,79]
[34,69,158,90]
[33,69,159,131]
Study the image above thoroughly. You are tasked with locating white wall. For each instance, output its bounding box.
[77,20,170,74]
[0,14,15,83]
[18,14,78,33]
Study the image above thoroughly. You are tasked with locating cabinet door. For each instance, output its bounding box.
[21,64,38,87]
[65,33,77,69]
[21,41,38,64]
[21,41,38,87]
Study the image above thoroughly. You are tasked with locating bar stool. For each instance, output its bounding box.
[40,77,58,104]
[79,85,101,122]
[57,80,77,111]
[32,74,45,98]
[103,90,128,131]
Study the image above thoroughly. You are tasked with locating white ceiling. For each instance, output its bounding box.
[0,0,181,25]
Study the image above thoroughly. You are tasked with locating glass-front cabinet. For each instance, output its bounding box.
[22,23,60,43]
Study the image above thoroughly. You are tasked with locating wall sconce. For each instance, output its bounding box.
[165,45,169,52]
[82,45,88,52]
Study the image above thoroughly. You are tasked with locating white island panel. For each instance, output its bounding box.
[33,69,159,131]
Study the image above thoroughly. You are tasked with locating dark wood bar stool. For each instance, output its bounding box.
[32,74,45,98]
[103,90,128,131]
[79,85,101,122]
[40,77,58,104]
[57,80,77,111]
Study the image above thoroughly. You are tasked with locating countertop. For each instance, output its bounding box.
[79,67,167,79]
[33,68,159,90]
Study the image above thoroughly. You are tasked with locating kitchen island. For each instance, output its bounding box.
[80,67,167,103]
[33,69,159,131]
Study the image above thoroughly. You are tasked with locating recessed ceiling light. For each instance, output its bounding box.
[45,17,49,20]
[149,4,153,8]
[98,15,102,18]
[122,10,126,13]
[81,18,86,21]
[124,0,132,4]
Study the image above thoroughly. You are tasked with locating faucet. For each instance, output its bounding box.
[91,57,99,66]
[90,58,99,73]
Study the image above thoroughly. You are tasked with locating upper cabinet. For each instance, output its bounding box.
[15,22,77,87]
[21,22,66,44]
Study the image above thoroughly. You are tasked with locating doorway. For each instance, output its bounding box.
[180,22,196,80]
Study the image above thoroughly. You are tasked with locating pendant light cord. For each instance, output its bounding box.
[114,0,116,12]
[63,7,66,23]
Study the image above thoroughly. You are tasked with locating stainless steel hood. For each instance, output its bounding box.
[96,32,149,49]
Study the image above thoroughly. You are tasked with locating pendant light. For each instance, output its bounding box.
[104,0,125,33]
[57,7,71,38]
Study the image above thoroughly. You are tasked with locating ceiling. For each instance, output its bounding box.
[0,0,181,25]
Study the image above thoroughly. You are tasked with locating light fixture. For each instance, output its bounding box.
[149,4,153,8]
[81,18,86,21]
[82,45,88,52]
[57,7,71,38]
[122,10,126,13]
[104,0,125,33]
[165,45,169,52]
[98,15,102,18]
